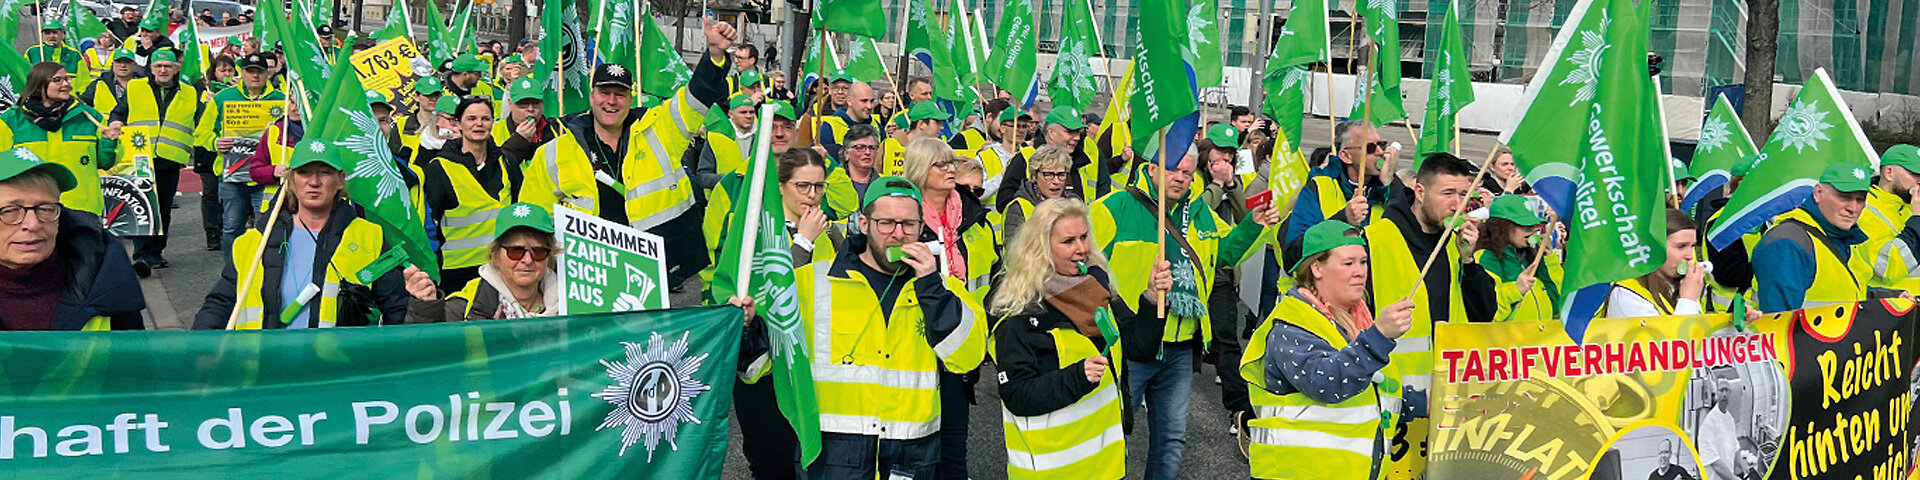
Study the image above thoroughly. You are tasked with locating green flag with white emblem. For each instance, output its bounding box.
[1048,0,1099,112]
[1269,0,1328,68]
[1416,0,1474,156]
[310,50,439,282]
[0,38,29,109]
[844,36,886,84]
[984,0,1038,105]
[1129,0,1199,165]
[1705,68,1880,249]
[1346,61,1405,124]
[1260,62,1309,152]
[1184,0,1223,88]
[1357,0,1401,89]
[541,0,591,117]
[422,0,451,63]
[637,5,691,99]
[375,0,414,42]
[591,0,637,74]
[1680,94,1757,211]
[447,0,476,54]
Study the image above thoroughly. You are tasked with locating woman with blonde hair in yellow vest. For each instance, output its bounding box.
[986,197,1127,480]
[1241,219,1421,479]
[1605,209,1709,317]
[1474,195,1562,322]
[192,142,412,329]
[420,97,520,290]
[401,202,562,321]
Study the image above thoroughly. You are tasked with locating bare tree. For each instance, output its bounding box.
[509,0,528,45]
[1741,0,1777,140]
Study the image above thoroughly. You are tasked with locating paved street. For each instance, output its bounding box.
[142,117,1496,478]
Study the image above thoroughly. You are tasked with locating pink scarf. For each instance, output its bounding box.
[1296,288,1375,339]
[922,189,967,279]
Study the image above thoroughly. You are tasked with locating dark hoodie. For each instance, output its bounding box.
[1371,195,1498,323]
[0,210,145,330]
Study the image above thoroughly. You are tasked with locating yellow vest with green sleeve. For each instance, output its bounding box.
[228,219,385,329]
[435,159,511,270]
[990,325,1125,480]
[1240,293,1404,480]
[796,260,987,440]
[122,78,200,165]
[1365,217,1461,393]
[2,104,111,215]
[518,88,700,231]
[1477,249,1561,322]
[1774,209,1869,308]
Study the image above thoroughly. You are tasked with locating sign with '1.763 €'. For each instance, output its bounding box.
[553,206,668,315]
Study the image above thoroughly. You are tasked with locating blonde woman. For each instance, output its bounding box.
[1002,145,1075,241]
[1241,220,1419,479]
[988,198,1126,480]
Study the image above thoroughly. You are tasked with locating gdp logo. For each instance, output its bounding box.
[131,132,148,149]
[591,332,712,460]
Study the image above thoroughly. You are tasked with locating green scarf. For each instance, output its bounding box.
[1164,200,1206,319]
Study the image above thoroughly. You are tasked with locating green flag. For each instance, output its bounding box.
[422,0,451,63]
[1416,0,1475,156]
[798,29,840,109]
[541,0,591,117]
[1704,68,1879,249]
[177,21,204,85]
[307,0,335,34]
[447,0,476,54]
[253,0,287,50]
[308,55,440,282]
[1048,0,1099,113]
[814,0,888,39]
[1129,0,1199,166]
[984,0,1038,105]
[1680,94,1757,211]
[844,36,886,84]
[0,40,30,109]
[1270,0,1329,67]
[1184,0,1223,88]
[0,308,744,477]
[637,6,691,99]
[1260,63,1309,152]
[903,0,968,103]
[0,0,27,39]
[712,109,824,468]
[1357,0,1401,89]
[71,9,109,41]
[1347,61,1405,124]
[591,0,638,72]
[949,3,984,86]
[937,5,979,101]
[1500,0,1665,340]
[375,0,414,41]
[279,0,335,99]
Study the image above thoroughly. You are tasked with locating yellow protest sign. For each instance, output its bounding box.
[221,100,282,139]
[350,38,426,115]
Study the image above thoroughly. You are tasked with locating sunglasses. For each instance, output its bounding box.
[501,245,553,262]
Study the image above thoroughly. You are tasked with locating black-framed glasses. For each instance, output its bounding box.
[846,143,880,152]
[0,203,61,226]
[1034,170,1070,180]
[869,218,923,233]
[786,181,826,193]
[501,245,553,262]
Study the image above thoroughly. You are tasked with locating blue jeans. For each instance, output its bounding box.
[1127,342,1195,480]
[218,182,265,251]
[801,432,939,480]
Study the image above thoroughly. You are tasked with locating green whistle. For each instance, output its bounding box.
[356,248,412,284]
[1075,261,1089,275]
[887,246,908,262]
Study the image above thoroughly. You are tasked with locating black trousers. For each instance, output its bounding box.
[1210,272,1252,420]
[803,431,939,479]
[734,378,798,480]
[132,161,181,262]
[198,170,222,244]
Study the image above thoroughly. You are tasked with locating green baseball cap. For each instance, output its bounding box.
[1045,108,1085,130]
[998,107,1022,122]
[502,54,526,66]
[768,100,798,121]
[140,14,166,30]
[1291,220,1367,274]
[829,69,855,84]
[435,95,461,115]
[727,93,756,110]
[112,48,136,62]
[1488,195,1543,226]
[495,202,555,238]
[907,101,947,122]
[364,90,390,106]
[42,17,65,31]
[288,140,347,171]
[738,69,764,87]
[860,176,923,209]
[1883,144,1920,173]
[149,49,178,64]
[1206,124,1239,149]
[889,111,909,130]
[226,36,244,47]
[1731,153,1761,177]
[1819,162,1872,193]
[0,147,76,192]
[412,76,444,95]
[451,54,489,73]
[1671,157,1695,182]
[510,77,543,103]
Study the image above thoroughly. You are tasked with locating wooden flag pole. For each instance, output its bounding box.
[1154,126,1169,318]
[1079,0,1117,100]
[812,29,830,141]
[226,90,300,330]
[1400,143,1502,303]
[634,1,644,101]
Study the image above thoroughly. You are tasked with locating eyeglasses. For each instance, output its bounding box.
[931,159,960,170]
[786,181,826,193]
[500,245,553,262]
[846,143,879,152]
[0,202,61,225]
[1035,170,1070,180]
[869,218,923,233]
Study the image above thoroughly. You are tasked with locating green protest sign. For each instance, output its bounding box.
[0,308,744,478]
[555,206,669,314]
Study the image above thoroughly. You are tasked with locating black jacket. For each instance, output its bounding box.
[991,268,1127,416]
[498,116,562,168]
[421,142,519,222]
[193,201,412,329]
[0,211,146,330]
[1371,195,1498,323]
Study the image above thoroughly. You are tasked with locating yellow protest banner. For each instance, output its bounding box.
[221,100,282,139]
[350,37,426,114]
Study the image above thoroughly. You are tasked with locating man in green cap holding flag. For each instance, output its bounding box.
[131,13,177,74]
[1752,162,1920,312]
[104,47,207,276]
[444,53,495,100]
[28,17,85,76]
[499,76,561,166]
[993,106,1093,210]
[1861,144,1920,291]
[193,140,414,329]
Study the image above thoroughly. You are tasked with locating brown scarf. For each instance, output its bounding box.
[1043,271,1112,337]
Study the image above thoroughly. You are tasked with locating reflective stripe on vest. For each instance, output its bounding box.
[999,328,1125,480]
[1777,210,1868,308]
[623,103,696,231]
[1240,294,1402,480]
[125,79,199,163]
[229,219,386,329]
[436,159,509,269]
[805,264,946,440]
[1365,219,1456,392]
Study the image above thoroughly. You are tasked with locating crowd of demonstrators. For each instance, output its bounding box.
[8,5,1920,480]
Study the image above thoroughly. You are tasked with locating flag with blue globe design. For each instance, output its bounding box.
[1706,68,1881,249]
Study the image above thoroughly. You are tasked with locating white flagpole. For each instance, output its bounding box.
[736,103,781,295]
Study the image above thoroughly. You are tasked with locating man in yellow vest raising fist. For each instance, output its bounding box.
[103,48,205,277]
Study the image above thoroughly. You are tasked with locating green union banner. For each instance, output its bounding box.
[0,307,744,478]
